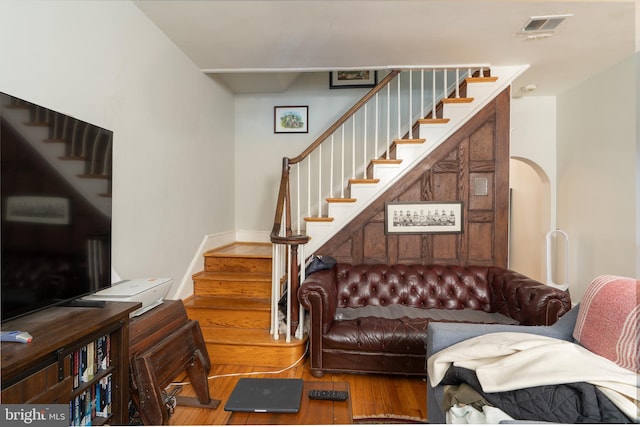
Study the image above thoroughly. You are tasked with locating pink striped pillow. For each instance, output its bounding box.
[573,275,639,372]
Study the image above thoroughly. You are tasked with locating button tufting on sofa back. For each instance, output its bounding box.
[335,264,492,311]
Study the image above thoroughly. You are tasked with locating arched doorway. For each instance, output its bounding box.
[509,157,551,282]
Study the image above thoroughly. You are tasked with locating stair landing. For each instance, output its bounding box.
[186,242,306,368]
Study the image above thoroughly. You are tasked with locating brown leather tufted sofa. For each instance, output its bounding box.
[298,263,572,377]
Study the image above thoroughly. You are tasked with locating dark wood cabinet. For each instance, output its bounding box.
[1,302,140,425]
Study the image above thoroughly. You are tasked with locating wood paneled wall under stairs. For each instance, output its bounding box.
[316,88,511,267]
[185,242,306,368]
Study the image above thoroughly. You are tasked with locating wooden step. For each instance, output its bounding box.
[204,243,272,274]
[185,296,271,329]
[326,197,356,203]
[442,97,474,104]
[348,178,380,186]
[188,242,307,369]
[393,138,426,145]
[193,271,271,299]
[370,158,402,165]
[201,327,307,368]
[304,216,334,222]
[466,76,499,84]
[418,118,450,125]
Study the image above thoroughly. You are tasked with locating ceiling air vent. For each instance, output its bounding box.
[517,14,572,40]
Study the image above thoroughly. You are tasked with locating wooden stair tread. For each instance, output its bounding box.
[466,76,498,83]
[348,178,380,185]
[419,118,450,124]
[193,270,271,282]
[204,242,272,258]
[185,296,270,311]
[394,138,426,145]
[326,197,356,203]
[304,216,334,222]
[442,97,474,104]
[371,159,402,165]
[202,327,306,347]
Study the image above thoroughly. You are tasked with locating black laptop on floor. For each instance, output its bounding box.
[224,378,304,413]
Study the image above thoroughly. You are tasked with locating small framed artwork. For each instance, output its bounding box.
[5,196,70,225]
[274,106,308,133]
[330,70,378,89]
[385,201,463,234]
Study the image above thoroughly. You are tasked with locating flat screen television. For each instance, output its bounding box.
[1,92,113,322]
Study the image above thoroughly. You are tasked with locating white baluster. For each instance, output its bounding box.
[330,134,335,198]
[271,243,279,339]
[363,104,367,178]
[432,69,437,119]
[340,125,345,198]
[286,245,291,342]
[317,145,322,217]
[397,73,401,139]
[375,93,379,157]
[444,69,447,100]
[420,69,424,121]
[409,70,413,139]
[351,115,356,180]
[296,164,300,234]
[307,156,311,218]
[386,83,390,157]
[296,244,305,340]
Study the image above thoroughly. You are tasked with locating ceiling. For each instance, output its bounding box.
[133,1,636,95]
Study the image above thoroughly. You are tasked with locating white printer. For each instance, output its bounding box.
[83,277,173,317]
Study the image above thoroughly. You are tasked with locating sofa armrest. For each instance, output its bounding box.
[488,268,572,325]
[298,267,338,334]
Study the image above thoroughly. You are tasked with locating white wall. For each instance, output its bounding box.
[510,97,557,226]
[234,72,370,240]
[0,0,236,298]
[557,55,637,301]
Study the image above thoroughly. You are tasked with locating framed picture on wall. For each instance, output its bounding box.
[329,70,378,89]
[385,201,463,234]
[274,106,309,133]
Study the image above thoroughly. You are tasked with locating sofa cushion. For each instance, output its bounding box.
[573,275,639,372]
[335,305,519,324]
[325,308,519,354]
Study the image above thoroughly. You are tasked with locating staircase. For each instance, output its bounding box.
[271,64,529,339]
[301,66,527,254]
[185,242,307,368]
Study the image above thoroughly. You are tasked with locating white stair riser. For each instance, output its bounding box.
[418,124,450,142]
[372,163,402,181]
[349,183,379,203]
[395,144,425,164]
[327,202,356,221]
[305,221,334,244]
[466,83,497,100]
[442,102,473,123]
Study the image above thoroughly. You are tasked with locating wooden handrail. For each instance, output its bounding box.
[289,70,400,165]
[270,71,399,243]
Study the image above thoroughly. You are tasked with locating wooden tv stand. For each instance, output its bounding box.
[1,301,140,425]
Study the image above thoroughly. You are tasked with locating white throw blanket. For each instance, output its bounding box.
[427,332,640,422]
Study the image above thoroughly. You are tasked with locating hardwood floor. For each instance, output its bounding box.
[164,358,428,425]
